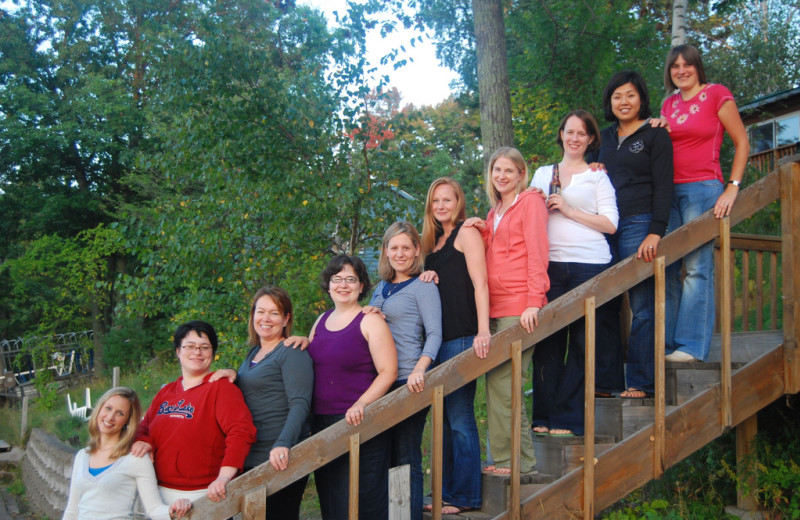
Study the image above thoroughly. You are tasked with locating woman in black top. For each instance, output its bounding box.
[590,70,674,398]
[420,177,488,515]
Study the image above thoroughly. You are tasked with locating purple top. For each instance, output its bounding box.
[307,310,376,414]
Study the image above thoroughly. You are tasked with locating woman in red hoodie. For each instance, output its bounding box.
[465,146,549,474]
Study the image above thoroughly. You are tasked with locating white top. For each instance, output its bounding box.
[62,449,172,520]
[530,165,618,264]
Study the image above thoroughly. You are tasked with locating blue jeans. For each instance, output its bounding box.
[607,214,656,393]
[389,381,428,520]
[665,180,724,361]
[435,336,482,508]
[312,414,390,520]
[535,261,614,435]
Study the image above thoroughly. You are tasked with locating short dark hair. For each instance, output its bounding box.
[173,320,219,355]
[248,286,293,346]
[602,70,652,123]
[555,110,602,154]
[320,254,371,301]
[663,44,707,92]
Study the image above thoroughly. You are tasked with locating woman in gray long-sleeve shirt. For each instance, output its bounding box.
[235,286,313,520]
[368,221,442,520]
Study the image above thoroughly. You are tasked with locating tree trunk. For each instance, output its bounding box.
[472,0,514,166]
[671,0,688,46]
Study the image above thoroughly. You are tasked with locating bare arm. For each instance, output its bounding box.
[346,313,398,425]
[714,99,749,218]
[455,226,491,358]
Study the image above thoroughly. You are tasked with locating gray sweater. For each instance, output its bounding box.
[236,342,313,468]
[370,277,443,380]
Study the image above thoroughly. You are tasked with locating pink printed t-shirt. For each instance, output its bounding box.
[661,83,734,184]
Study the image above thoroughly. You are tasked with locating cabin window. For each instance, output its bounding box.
[749,113,800,154]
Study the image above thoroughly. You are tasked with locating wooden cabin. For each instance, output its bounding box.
[741,86,800,174]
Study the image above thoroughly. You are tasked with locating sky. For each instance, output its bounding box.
[300,0,458,108]
[0,0,458,107]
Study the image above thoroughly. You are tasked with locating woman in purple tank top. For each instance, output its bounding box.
[306,254,398,520]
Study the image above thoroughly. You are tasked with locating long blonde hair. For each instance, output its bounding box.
[378,222,424,282]
[485,147,529,207]
[87,387,142,460]
[421,177,467,255]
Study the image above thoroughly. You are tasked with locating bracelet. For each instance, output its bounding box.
[727,179,741,187]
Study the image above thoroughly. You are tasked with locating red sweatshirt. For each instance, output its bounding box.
[481,190,550,318]
[135,373,256,490]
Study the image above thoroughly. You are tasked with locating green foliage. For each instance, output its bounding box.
[2,225,125,337]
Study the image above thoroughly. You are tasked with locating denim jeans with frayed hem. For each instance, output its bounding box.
[607,213,656,393]
[435,336,482,508]
[665,180,724,361]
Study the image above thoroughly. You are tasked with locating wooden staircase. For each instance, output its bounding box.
[183,158,800,520]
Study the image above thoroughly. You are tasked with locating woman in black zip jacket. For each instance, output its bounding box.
[589,70,673,399]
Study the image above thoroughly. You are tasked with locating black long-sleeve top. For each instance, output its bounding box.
[590,122,674,237]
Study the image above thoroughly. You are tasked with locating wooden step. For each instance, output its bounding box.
[595,398,679,441]
[421,471,554,518]
[532,434,616,479]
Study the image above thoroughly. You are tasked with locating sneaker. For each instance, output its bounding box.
[665,350,698,362]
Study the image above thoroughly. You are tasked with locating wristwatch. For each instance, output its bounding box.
[727,179,741,187]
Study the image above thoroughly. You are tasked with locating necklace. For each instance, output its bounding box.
[382,276,417,299]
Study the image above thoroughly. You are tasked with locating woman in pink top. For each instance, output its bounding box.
[661,45,749,363]
[465,147,549,474]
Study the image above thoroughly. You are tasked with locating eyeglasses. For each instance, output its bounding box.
[181,345,213,353]
[330,276,359,284]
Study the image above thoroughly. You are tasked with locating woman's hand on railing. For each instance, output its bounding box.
[406,370,426,393]
[269,446,290,471]
[714,187,739,218]
[520,307,540,333]
[636,234,661,263]
[345,400,367,426]
[472,330,491,359]
[206,467,235,502]
[168,499,192,519]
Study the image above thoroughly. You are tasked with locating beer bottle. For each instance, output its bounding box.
[549,163,562,196]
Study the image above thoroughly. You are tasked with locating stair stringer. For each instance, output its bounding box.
[490,343,787,520]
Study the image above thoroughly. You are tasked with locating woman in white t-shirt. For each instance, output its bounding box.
[529,110,619,436]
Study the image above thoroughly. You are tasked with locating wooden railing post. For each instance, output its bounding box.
[583,297,596,519]
[509,340,522,520]
[348,434,360,520]
[735,414,758,511]
[780,159,800,393]
[654,257,666,478]
[241,487,267,520]
[431,386,444,520]
[720,217,732,427]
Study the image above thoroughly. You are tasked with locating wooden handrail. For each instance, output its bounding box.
[185,159,796,520]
